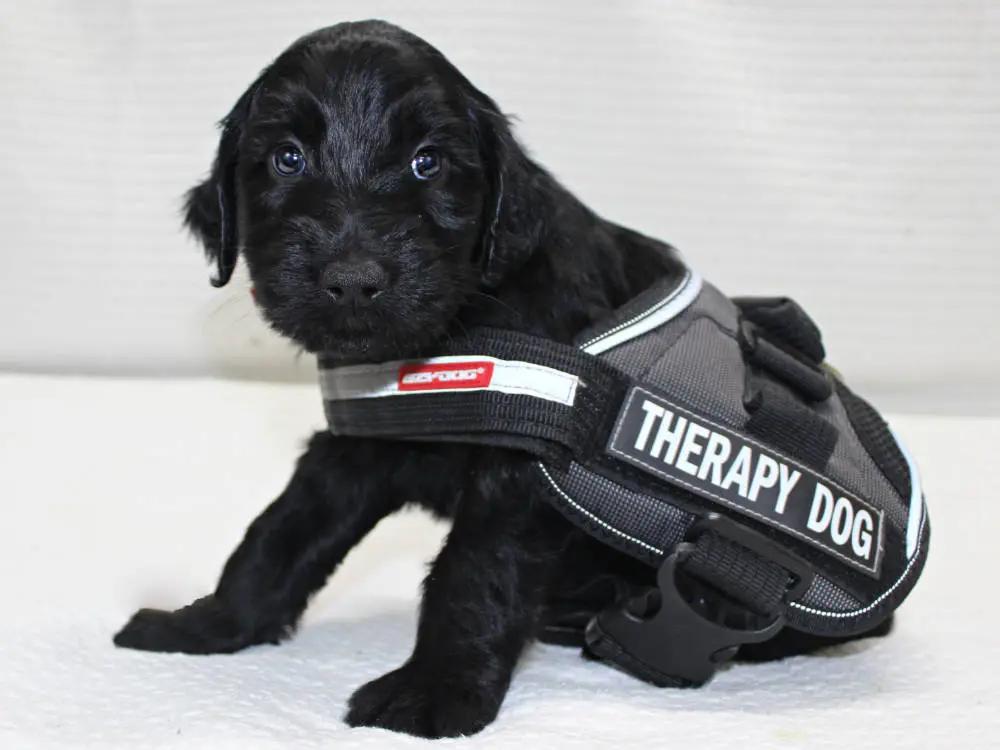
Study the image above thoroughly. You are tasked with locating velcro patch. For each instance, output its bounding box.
[608,386,884,577]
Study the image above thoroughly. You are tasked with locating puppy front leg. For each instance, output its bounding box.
[346,462,568,738]
[113,432,404,654]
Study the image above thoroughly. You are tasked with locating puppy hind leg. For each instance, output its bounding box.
[113,432,405,655]
[345,465,570,738]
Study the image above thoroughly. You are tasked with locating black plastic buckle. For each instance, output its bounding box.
[583,514,815,687]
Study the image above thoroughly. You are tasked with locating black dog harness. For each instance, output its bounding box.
[316,261,930,687]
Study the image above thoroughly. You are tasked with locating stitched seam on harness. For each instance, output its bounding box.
[537,463,663,555]
[789,508,926,618]
[580,270,692,349]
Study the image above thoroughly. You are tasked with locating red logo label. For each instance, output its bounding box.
[398,361,495,391]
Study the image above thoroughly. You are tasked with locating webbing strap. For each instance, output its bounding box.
[540,534,793,656]
[326,390,584,466]
[682,533,791,617]
[319,328,630,467]
[732,296,826,365]
[744,377,838,471]
[584,522,800,688]
[736,306,838,470]
[747,336,832,401]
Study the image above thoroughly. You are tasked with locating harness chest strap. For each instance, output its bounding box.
[320,328,629,469]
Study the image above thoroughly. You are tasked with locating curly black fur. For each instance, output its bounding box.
[114,20,887,738]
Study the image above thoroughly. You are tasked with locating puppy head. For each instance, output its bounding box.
[184,20,538,360]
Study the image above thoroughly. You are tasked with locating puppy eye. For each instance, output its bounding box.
[272,145,306,177]
[410,148,443,181]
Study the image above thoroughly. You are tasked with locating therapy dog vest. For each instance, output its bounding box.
[317,263,930,687]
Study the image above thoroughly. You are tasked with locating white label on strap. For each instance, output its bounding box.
[581,268,704,355]
[320,356,580,407]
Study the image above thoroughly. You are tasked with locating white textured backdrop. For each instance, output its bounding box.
[1,1,998,410]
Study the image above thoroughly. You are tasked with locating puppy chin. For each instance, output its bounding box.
[252,282,469,363]
[318,334,396,361]
[283,319,449,364]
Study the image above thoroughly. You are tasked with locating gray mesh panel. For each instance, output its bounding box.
[546,462,693,553]
[691,282,741,332]
[797,574,862,613]
[550,463,865,614]
[642,317,749,429]
[816,395,908,532]
[599,306,699,379]
[597,283,741,382]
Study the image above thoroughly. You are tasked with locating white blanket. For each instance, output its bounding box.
[1,374,996,748]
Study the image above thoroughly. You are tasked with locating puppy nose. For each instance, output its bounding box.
[320,260,389,305]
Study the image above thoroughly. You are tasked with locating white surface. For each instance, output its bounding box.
[0,372,997,748]
[1,1,998,402]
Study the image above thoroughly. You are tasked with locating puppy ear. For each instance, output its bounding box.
[466,91,545,288]
[183,82,260,288]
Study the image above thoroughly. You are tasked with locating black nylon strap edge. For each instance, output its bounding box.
[731,296,826,364]
[323,328,631,466]
[683,533,791,617]
[835,379,912,502]
[749,337,833,402]
[326,391,584,467]
[744,372,838,472]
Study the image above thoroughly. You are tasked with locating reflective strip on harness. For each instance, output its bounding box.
[320,355,580,406]
[889,425,925,560]
[319,329,632,468]
[607,385,885,577]
[581,267,703,355]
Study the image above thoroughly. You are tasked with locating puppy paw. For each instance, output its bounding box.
[113,595,269,655]
[345,660,504,738]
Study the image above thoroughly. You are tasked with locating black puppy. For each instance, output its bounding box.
[114,20,883,738]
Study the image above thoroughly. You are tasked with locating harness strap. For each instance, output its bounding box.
[584,516,812,688]
[597,534,794,688]
[735,302,838,470]
[319,328,630,468]
[732,296,826,365]
[683,532,790,617]
[746,334,833,402]
[743,378,838,471]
